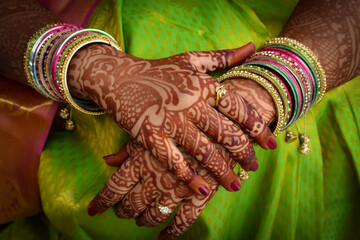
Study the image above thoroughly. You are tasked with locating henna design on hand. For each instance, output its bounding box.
[280,0,360,90]
[89,140,236,239]
[68,43,274,193]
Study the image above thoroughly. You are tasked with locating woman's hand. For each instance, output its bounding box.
[88,75,278,238]
[88,139,237,239]
[68,43,277,194]
[223,78,277,125]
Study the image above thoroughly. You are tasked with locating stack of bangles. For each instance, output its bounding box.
[24,24,122,115]
[218,37,326,136]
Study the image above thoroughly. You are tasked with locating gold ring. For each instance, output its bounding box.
[155,202,173,215]
[215,85,227,107]
[237,165,249,181]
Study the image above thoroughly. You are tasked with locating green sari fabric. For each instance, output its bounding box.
[1,0,359,239]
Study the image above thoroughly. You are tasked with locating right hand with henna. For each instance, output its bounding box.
[67,42,277,194]
[88,140,238,239]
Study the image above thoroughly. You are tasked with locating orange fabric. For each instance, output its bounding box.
[0,78,58,224]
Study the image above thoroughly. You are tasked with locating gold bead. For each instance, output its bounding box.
[299,133,310,144]
[299,142,310,154]
[285,131,297,143]
[65,119,75,131]
[299,133,310,154]
[59,108,69,119]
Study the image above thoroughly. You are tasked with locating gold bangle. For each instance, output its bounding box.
[262,37,326,104]
[57,33,122,115]
[23,24,59,95]
[218,70,285,136]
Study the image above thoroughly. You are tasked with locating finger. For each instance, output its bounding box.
[215,86,277,150]
[137,130,211,196]
[189,101,258,171]
[135,195,181,228]
[87,155,141,216]
[103,146,129,167]
[114,178,158,219]
[178,122,242,191]
[183,42,255,73]
[157,198,209,240]
[113,149,178,219]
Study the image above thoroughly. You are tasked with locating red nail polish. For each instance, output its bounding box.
[88,206,98,216]
[230,179,241,191]
[103,153,116,161]
[267,137,277,150]
[250,161,258,171]
[198,185,209,195]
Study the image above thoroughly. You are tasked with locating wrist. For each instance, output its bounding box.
[223,78,276,125]
[67,43,126,102]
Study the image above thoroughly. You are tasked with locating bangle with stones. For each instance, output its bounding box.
[261,37,326,104]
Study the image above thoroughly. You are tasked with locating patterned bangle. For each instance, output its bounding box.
[24,24,59,95]
[43,28,79,100]
[249,51,312,116]
[217,69,286,136]
[37,28,78,100]
[24,24,79,100]
[56,33,122,115]
[262,37,326,104]
[24,24,123,116]
[261,47,317,108]
[244,59,302,129]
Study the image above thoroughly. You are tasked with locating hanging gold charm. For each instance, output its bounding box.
[59,108,69,119]
[285,131,297,143]
[299,133,310,154]
[59,106,75,131]
[65,119,75,131]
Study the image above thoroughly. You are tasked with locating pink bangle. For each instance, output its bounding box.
[246,58,304,123]
[261,47,315,108]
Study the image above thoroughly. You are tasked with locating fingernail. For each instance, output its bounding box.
[103,153,116,161]
[267,137,277,150]
[198,185,210,196]
[88,206,98,216]
[230,179,241,191]
[250,161,258,171]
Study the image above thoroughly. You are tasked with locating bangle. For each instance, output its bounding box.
[262,37,326,104]
[37,28,78,100]
[261,47,317,107]
[217,69,286,136]
[248,51,312,117]
[24,24,59,96]
[24,24,123,116]
[244,59,302,129]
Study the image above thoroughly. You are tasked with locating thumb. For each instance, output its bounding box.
[184,42,255,73]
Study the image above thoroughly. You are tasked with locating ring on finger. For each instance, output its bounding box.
[237,167,249,181]
[155,202,173,215]
[215,85,227,107]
